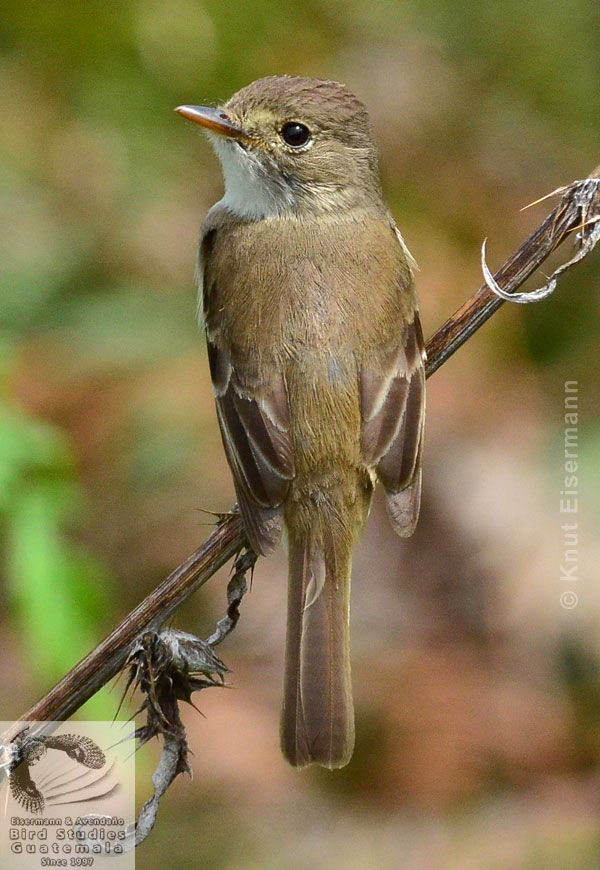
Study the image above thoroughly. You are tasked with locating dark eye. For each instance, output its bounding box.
[280,122,311,147]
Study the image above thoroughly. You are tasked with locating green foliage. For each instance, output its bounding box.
[0,350,113,710]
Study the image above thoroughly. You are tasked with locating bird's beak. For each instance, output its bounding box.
[175,105,248,140]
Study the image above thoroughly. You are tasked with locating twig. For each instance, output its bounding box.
[425,165,600,376]
[6,163,600,741]
[2,515,243,743]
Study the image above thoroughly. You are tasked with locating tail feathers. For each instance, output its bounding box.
[281,530,354,769]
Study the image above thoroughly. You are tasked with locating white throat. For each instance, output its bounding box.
[211,137,294,220]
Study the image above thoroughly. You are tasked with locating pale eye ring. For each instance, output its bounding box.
[280,122,311,147]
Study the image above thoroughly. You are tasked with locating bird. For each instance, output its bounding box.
[3,729,105,814]
[176,75,425,769]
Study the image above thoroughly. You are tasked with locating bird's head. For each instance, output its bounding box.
[176,75,384,219]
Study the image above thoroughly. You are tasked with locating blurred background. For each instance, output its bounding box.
[1,0,599,867]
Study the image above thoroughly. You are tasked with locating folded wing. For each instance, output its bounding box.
[359,315,425,537]
[207,339,294,555]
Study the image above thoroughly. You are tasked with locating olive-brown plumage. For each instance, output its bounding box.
[180,76,425,768]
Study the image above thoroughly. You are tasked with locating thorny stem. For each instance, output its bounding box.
[5,164,600,742]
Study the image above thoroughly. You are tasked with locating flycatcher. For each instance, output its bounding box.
[177,76,425,769]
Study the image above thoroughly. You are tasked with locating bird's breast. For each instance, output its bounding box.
[204,211,412,367]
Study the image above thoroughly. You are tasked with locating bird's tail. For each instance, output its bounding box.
[280,518,354,769]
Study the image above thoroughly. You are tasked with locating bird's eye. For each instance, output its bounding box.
[280,122,311,147]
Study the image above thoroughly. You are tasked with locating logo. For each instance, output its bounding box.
[0,721,135,869]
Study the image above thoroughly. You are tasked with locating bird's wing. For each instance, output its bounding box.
[10,764,45,814]
[359,313,426,537]
[45,734,106,769]
[206,338,294,555]
[199,219,294,555]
